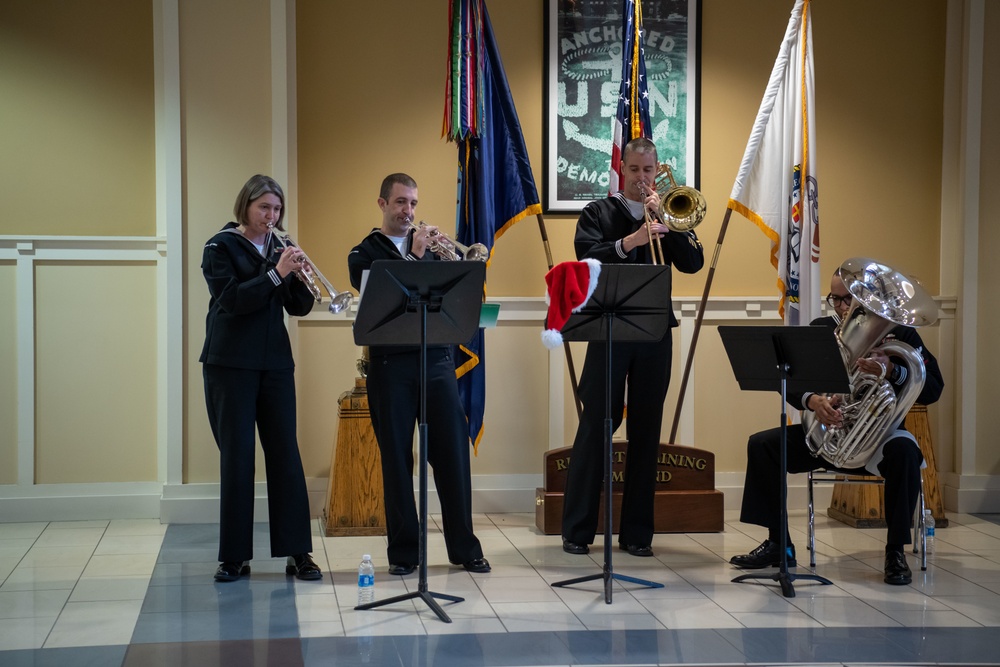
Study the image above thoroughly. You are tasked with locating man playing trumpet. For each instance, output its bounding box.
[347,173,490,576]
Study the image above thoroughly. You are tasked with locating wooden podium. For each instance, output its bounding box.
[323,378,386,536]
[535,442,724,534]
[827,405,948,528]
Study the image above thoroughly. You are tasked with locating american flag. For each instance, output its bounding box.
[608,0,652,194]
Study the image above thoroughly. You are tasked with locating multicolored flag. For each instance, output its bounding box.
[727,0,821,324]
[444,0,542,452]
[608,0,652,194]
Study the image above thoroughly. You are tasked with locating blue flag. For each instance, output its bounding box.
[449,0,541,452]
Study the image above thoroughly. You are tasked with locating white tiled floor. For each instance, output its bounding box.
[2,510,1000,660]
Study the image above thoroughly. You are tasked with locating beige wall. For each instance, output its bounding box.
[0,0,155,237]
[34,262,158,483]
[292,0,955,475]
[180,0,275,483]
[0,263,15,485]
[978,1,1000,475]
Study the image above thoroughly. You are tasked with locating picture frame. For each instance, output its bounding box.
[543,0,701,213]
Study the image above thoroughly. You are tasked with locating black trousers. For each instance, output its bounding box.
[561,331,672,547]
[203,364,313,562]
[739,425,924,546]
[366,347,483,566]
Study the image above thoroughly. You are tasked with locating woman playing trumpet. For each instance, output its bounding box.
[200,174,322,583]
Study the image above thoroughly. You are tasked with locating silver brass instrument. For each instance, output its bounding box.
[638,163,706,264]
[406,218,489,262]
[267,225,353,314]
[802,257,937,469]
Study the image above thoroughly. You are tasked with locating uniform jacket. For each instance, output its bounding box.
[574,194,704,327]
[200,223,314,370]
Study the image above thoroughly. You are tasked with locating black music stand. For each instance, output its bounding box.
[551,264,669,604]
[718,325,850,598]
[352,259,485,623]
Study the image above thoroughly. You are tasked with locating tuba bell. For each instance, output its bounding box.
[802,258,938,469]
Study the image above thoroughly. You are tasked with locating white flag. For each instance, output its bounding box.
[728,0,821,325]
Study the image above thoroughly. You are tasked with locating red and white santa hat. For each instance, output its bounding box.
[541,259,601,349]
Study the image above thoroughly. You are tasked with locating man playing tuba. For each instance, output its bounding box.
[730,266,944,585]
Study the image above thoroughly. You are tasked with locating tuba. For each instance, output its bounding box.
[802,258,937,469]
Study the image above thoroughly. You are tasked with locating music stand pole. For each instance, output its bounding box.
[353,261,484,623]
[719,327,846,598]
[355,299,463,622]
[552,310,664,604]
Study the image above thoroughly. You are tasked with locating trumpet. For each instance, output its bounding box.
[406,218,489,262]
[267,224,353,313]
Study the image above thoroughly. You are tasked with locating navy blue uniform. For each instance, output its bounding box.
[738,316,944,546]
[562,194,705,548]
[349,229,483,567]
[201,223,315,562]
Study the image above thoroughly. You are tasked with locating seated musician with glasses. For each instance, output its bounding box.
[730,269,944,585]
[347,172,490,576]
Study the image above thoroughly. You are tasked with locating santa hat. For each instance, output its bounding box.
[541,259,601,349]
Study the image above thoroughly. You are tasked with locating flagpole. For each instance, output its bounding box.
[668,208,733,444]
[536,212,583,420]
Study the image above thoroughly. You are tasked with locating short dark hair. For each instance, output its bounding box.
[379,173,417,201]
[622,137,658,164]
[233,174,286,231]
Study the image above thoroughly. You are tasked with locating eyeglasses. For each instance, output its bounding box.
[826,293,852,308]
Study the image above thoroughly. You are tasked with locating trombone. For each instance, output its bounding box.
[638,163,707,265]
[406,218,489,262]
[267,225,353,313]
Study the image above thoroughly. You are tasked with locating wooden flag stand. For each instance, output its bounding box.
[323,378,386,536]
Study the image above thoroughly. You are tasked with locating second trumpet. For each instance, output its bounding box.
[268,225,353,313]
[407,219,489,262]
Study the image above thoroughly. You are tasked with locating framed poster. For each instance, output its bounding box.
[544,0,701,213]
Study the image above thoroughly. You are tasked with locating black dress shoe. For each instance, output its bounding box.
[214,561,250,582]
[729,539,796,569]
[884,550,912,585]
[285,553,322,581]
[388,563,416,576]
[562,539,590,555]
[461,557,491,573]
[620,544,654,557]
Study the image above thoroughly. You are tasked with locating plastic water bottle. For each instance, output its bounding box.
[357,554,375,605]
[924,510,936,558]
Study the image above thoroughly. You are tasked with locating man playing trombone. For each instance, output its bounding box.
[561,138,704,557]
[347,173,490,576]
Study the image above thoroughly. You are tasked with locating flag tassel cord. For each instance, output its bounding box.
[668,207,733,444]
[536,212,583,420]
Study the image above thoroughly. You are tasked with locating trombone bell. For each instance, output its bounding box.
[655,164,706,233]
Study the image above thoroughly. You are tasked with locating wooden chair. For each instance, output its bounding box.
[807,470,927,570]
